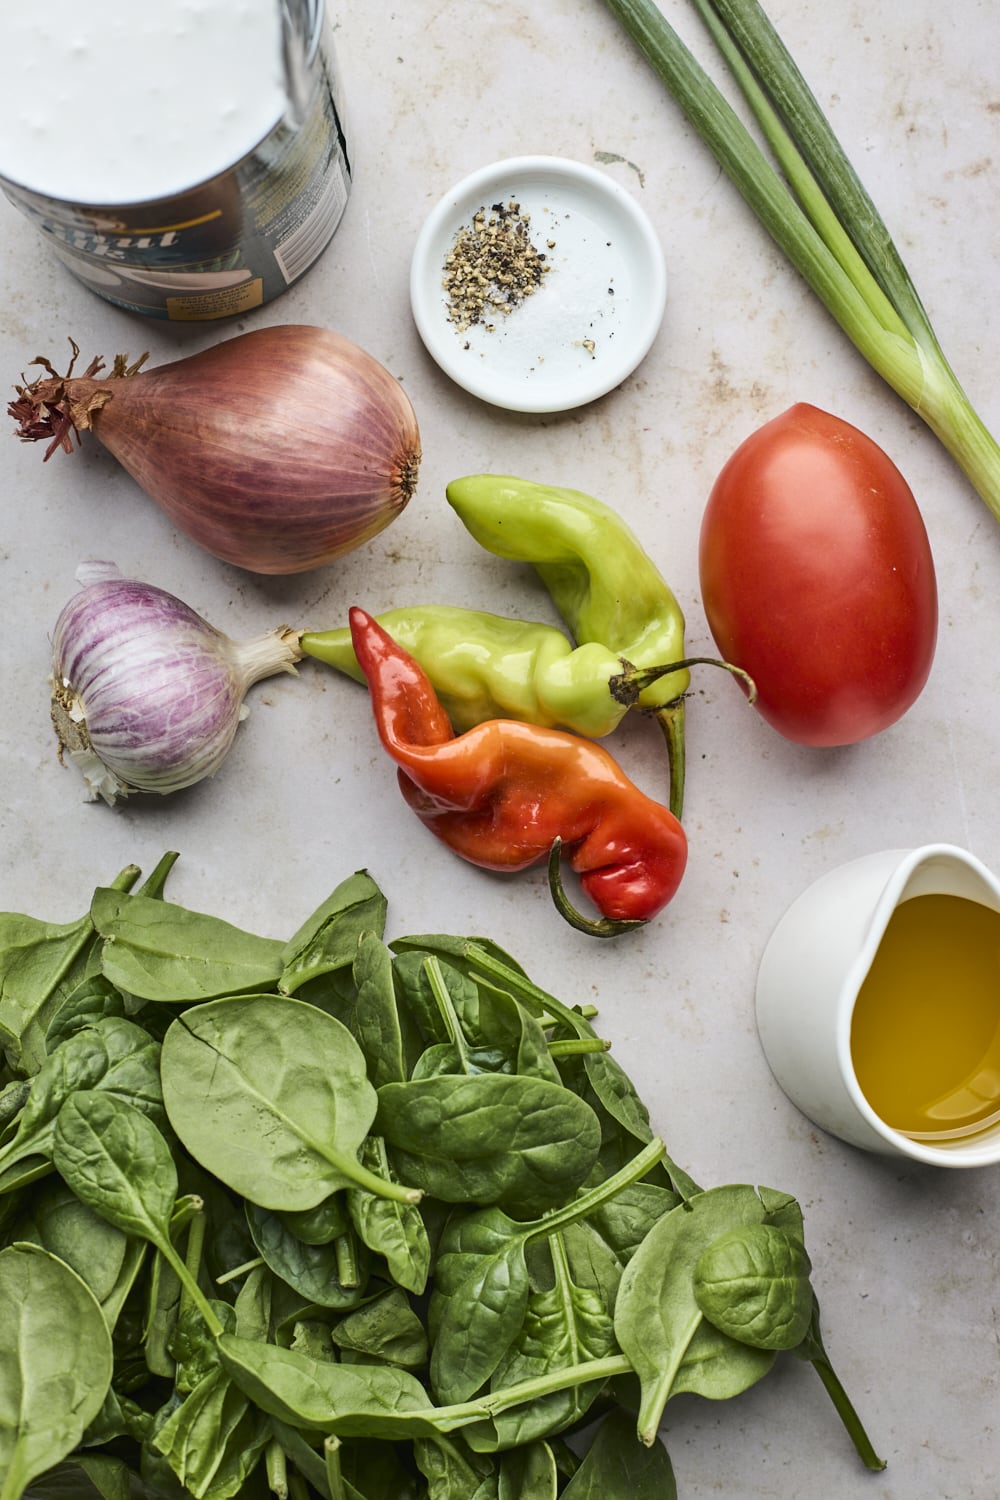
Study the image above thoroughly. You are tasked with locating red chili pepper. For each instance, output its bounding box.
[349,607,687,937]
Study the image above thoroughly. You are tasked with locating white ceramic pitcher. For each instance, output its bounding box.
[755,843,1000,1167]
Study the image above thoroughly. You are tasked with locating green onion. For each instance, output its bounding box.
[601,0,1000,520]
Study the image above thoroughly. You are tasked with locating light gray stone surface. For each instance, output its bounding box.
[1,4,998,1496]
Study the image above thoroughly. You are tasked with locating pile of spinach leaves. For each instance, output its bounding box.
[0,854,884,1500]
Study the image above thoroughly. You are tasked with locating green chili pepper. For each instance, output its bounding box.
[302,606,639,739]
[445,474,691,814]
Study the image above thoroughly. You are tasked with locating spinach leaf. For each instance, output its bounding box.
[614,1184,785,1442]
[332,1287,429,1369]
[245,1201,368,1309]
[16,1454,135,1500]
[693,1222,814,1350]
[389,948,453,1044]
[12,1176,144,1326]
[161,995,420,1211]
[44,975,130,1050]
[399,936,697,1196]
[465,1228,617,1452]
[0,1244,114,1498]
[430,1138,664,1405]
[279,870,387,996]
[92,888,284,1003]
[0,1017,163,1188]
[346,1137,431,1296]
[352,933,421,1088]
[0,896,111,1076]
[375,1072,601,1215]
[431,1235,531,1403]
[150,1368,270,1500]
[585,1179,680,1263]
[279,1193,350,1246]
[50,1089,224,1337]
[560,1408,677,1498]
[498,1441,558,1499]
[413,1433,496,1500]
[217,1334,451,1439]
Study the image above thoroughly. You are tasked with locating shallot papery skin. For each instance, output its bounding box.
[50,563,303,804]
[12,325,421,575]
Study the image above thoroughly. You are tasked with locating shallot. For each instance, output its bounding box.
[10,325,421,574]
[50,562,303,804]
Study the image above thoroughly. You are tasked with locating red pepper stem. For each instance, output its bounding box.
[546,839,648,939]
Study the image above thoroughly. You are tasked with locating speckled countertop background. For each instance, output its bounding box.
[1,3,998,1496]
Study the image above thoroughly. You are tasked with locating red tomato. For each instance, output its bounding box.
[698,404,938,746]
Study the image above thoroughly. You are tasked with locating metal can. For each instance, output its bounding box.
[0,1,351,320]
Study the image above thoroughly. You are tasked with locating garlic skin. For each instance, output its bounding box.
[51,562,302,804]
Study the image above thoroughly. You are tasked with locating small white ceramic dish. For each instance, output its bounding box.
[409,156,667,414]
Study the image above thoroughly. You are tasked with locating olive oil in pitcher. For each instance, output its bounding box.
[849,893,1000,1140]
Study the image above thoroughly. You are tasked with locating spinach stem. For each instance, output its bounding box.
[216,1255,267,1286]
[348,1134,423,1205]
[480,1353,633,1414]
[546,1036,611,1057]
[136,850,180,899]
[169,1193,204,1235]
[265,1435,290,1500]
[522,1135,666,1244]
[270,1419,334,1497]
[427,1354,635,1432]
[808,1351,886,1471]
[0,1450,28,1500]
[178,1202,208,1324]
[334,1229,361,1290]
[464,942,602,1033]
[157,1236,224,1338]
[324,1435,347,1500]
[422,954,471,1071]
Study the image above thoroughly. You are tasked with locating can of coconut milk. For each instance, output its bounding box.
[0,0,351,320]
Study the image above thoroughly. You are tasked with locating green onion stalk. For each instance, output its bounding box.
[600,0,1000,520]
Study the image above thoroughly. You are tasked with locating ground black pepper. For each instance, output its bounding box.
[442,200,551,333]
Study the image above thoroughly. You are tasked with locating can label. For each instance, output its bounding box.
[1,13,350,320]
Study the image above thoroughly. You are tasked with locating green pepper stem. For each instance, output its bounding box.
[612,658,758,821]
[653,698,686,820]
[612,656,757,706]
[547,839,648,939]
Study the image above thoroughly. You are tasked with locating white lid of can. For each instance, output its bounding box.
[0,0,289,205]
